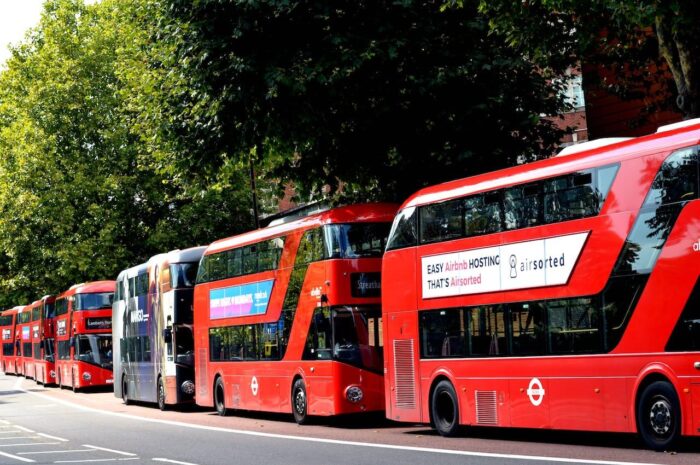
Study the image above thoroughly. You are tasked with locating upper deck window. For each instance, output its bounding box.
[196,237,286,284]
[55,298,68,316]
[400,163,619,248]
[75,292,113,310]
[170,262,198,289]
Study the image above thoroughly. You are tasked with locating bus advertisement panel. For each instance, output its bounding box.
[382,119,700,450]
[32,295,57,385]
[193,203,396,423]
[0,307,20,374]
[55,281,115,391]
[114,246,205,410]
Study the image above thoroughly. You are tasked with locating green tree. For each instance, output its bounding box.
[476,0,700,118]
[137,0,569,203]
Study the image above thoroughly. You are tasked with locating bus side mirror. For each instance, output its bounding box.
[163,328,172,344]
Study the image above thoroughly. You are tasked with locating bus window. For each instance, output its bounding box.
[386,207,417,250]
[174,326,194,366]
[325,223,390,258]
[170,263,198,289]
[332,306,383,374]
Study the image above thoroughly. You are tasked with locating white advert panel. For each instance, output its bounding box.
[421,232,588,299]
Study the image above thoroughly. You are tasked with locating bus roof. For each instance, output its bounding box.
[205,202,398,256]
[399,119,700,210]
[57,281,116,298]
[167,246,207,264]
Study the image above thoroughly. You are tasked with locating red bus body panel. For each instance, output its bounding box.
[0,308,20,375]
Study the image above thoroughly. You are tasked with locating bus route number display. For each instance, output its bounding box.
[209,279,274,320]
[421,232,588,298]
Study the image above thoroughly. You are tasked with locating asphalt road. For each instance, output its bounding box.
[1,374,699,465]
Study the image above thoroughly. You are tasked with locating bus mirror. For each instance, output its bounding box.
[163,328,172,344]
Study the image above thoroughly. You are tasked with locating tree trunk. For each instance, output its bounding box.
[656,14,699,118]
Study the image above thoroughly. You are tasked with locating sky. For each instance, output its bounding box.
[0,0,45,66]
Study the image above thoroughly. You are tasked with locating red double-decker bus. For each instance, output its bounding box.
[194,203,396,423]
[31,295,57,385]
[0,307,20,374]
[16,305,33,377]
[382,119,700,450]
[55,281,115,391]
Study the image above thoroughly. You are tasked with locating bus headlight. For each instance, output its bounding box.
[181,380,195,395]
[82,372,92,381]
[345,385,363,403]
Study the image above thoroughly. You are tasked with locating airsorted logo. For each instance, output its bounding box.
[421,232,588,299]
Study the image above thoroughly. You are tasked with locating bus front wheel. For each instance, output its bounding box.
[431,380,460,437]
[292,378,309,425]
[637,380,680,451]
[214,377,227,416]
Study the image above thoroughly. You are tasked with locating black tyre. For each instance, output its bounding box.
[214,377,227,416]
[157,377,167,411]
[292,378,309,425]
[636,380,681,451]
[122,376,130,405]
[431,380,460,437]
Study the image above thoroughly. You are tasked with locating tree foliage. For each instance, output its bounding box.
[476,0,700,118]
[146,0,569,203]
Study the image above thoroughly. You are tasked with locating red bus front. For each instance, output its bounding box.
[55,281,114,390]
[194,203,396,423]
[0,308,19,374]
[16,306,33,378]
[33,296,57,386]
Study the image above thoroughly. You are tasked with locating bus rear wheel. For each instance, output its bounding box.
[122,376,130,405]
[292,378,309,425]
[637,381,680,451]
[157,378,167,411]
[431,380,460,437]
[214,377,227,416]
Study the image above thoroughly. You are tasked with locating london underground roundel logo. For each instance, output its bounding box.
[527,377,545,406]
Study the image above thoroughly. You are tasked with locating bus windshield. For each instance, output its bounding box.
[175,325,194,366]
[333,306,383,373]
[326,223,390,258]
[75,293,113,310]
[76,334,113,370]
[170,263,198,289]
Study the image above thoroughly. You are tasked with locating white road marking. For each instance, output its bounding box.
[36,433,69,442]
[153,458,200,465]
[0,442,61,447]
[14,426,35,433]
[0,420,11,425]
[18,450,96,455]
[0,431,26,435]
[0,449,35,463]
[0,436,35,440]
[54,459,140,463]
[18,386,664,465]
[83,445,137,457]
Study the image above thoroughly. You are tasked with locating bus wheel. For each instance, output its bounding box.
[637,381,680,451]
[431,380,460,437]
[157,378,167,411]
[292,378,309,425]
[214,377,227,416]
[122,376,130,405]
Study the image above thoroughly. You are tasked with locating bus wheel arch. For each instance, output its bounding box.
[429,376,460,437]
[291,375,309,425]
[213,375,227,416]
[635,373,681,451]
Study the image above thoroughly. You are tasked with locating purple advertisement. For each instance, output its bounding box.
[209,279,274,320]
